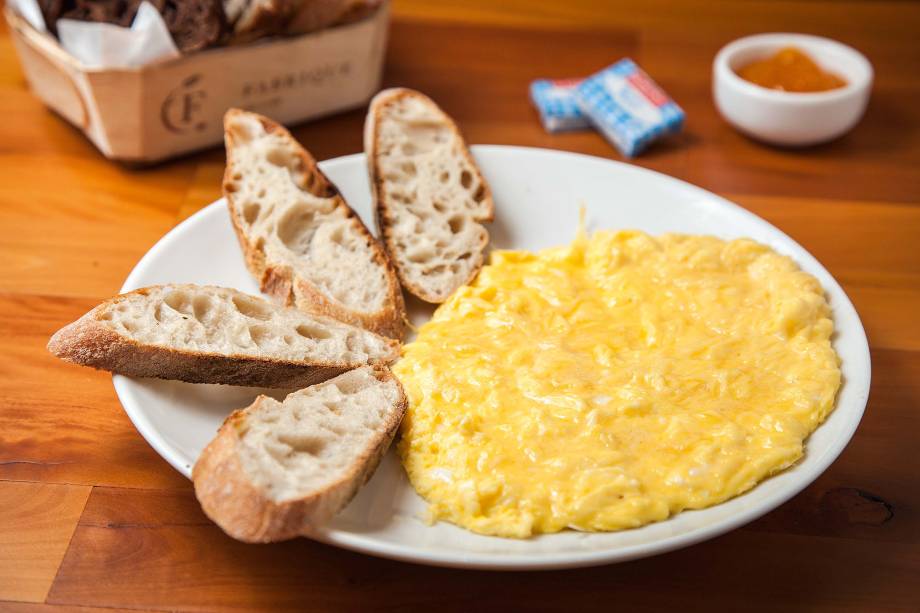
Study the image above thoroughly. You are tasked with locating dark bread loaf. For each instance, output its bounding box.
[57,0,135,28]
[46,0,227,53]
[158,0,227,52]
[37,0,70,35]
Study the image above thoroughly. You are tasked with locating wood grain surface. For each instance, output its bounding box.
[1,0,918,610]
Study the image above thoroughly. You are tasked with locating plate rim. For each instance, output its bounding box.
[114,144,871,570]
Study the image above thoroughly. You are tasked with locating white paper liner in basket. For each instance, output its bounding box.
[7,0,180,68]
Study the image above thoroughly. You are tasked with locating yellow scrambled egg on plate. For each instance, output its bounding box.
[395,230,841,538]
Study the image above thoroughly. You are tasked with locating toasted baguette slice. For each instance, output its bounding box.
[47,285,399,388]
[223,109,406,339]
[365,88,495,303]
[193,365,407,542]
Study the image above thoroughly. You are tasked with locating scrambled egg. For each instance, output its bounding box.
[395,230,841,538]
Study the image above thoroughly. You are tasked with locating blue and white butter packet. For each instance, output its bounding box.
[529,79,592,133]
[574,59,684,157]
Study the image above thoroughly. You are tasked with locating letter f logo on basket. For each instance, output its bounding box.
[161,74,207,134]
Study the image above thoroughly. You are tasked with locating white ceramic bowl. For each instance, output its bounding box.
[713,33,872,146]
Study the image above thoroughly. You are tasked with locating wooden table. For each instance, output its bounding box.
[2,1,918,610]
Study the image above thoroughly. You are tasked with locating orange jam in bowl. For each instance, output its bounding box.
[737,47,847,93]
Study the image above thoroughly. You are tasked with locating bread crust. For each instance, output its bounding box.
[192,366,408,542]
[223,108,407,339]
[285,0,352,34]
[229,0,296,41]
[46,286,399,388]
[365,88,495,303]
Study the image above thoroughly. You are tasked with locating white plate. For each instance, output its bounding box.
[115,145,870,570]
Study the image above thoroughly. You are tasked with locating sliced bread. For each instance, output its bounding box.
[223,109,406,339]
[47,284,399,388]
[193,365,407,542]
[224,0,294,41]
[365,88,495,303]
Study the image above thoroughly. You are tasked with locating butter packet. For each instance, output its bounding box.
[574,59,684,157]
[529,79,592,133]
